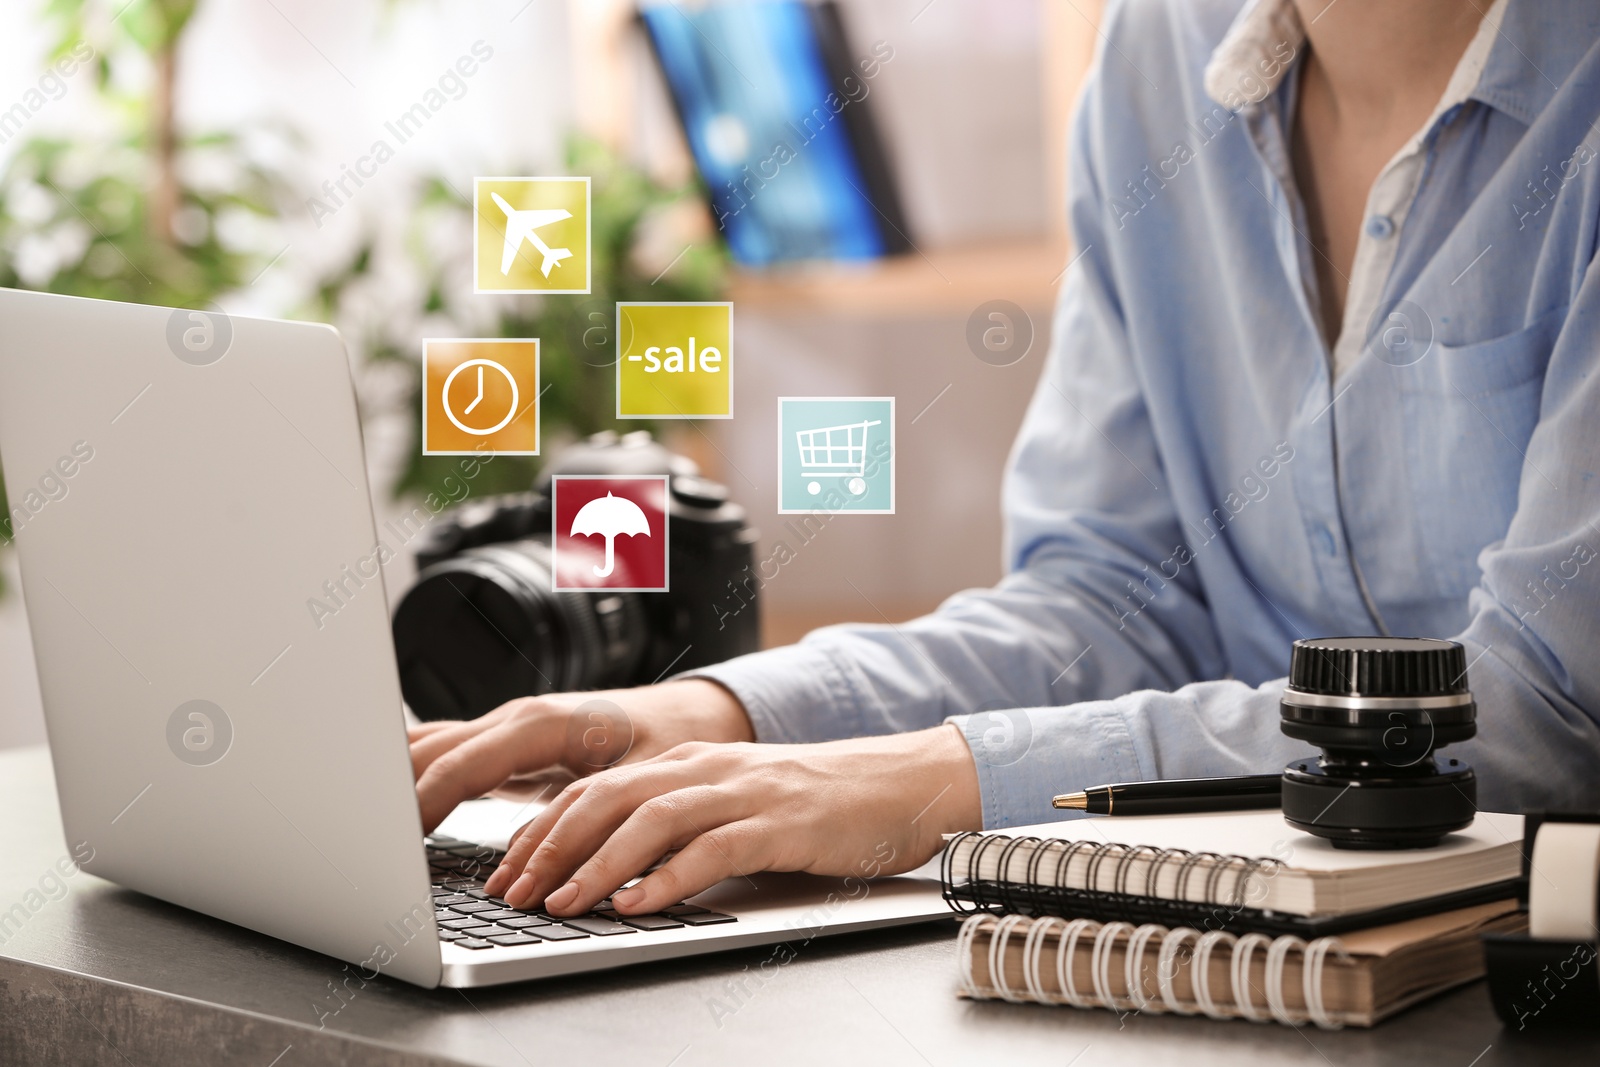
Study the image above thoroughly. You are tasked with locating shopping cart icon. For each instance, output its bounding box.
[779,397,895,514]
[797,418,882,497]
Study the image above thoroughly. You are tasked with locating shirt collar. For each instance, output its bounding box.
[1472,0,1600,127]
[1203,0,1507,128]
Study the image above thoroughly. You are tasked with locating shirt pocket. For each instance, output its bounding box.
[1406,305,1566,396]
[1400,306,1566,600]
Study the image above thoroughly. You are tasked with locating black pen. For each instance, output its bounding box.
[1052,774,1283,816]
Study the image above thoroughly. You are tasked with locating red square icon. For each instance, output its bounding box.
[551,475,670,591]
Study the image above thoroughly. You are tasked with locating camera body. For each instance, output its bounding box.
[392,431,761,721]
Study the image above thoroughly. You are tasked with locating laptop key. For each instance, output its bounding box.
[616,914,685,931]
[486,933,541,947]
[476,909,526,922]
[498,916,551,929]
[662,904,709,917]
[438,929,468,942]
[676,911,737,926]
[529,925,590,942]
[434,894,474,907]
[466,890,511,904]
[561,916,637,936]
[439,917,491,931]
[449,901,500,915]
[456,938,494,950]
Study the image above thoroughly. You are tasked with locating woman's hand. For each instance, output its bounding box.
[407,679,755,833]
[479,724,983,916]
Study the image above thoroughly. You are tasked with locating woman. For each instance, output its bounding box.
[409,0,1600,919]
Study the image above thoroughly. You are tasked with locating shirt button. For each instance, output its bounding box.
[1316,524,1338,556]
[1365,215,1396,239]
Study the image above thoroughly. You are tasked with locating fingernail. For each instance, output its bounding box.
[544,881,579,913]
[612,886,644,910]
[506,872,535,908]
[484,866,508,894]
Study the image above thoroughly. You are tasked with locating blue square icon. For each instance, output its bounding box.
[778,397,895,514]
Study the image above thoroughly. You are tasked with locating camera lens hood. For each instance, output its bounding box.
[1279,637,1479,849]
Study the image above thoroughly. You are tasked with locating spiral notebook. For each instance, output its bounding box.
[942,810,1524,936]
[956,901,1527,1029]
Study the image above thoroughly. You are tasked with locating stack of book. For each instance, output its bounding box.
[942,810,1527,1029]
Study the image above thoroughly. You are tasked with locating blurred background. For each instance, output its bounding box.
[0,0,1103,749]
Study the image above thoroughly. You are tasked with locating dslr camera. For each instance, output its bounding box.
[392,431,760,721]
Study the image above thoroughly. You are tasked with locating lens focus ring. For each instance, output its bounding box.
[1287,636,1469,698]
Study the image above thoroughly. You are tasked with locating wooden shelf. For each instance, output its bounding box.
[727,238,1072,316]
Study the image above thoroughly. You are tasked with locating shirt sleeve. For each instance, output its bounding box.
[683,61,1241,807]
[967,249,1600,828]
[688,21,1600,830]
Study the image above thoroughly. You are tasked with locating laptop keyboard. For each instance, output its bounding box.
[426,835,735,950]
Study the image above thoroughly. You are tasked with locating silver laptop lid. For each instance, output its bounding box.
[0,288,439,987]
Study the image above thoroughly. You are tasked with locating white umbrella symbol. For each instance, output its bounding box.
[569,492,652,578]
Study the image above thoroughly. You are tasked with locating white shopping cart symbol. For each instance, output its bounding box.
[796,418,881,497]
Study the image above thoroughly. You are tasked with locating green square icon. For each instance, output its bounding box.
[616,302,733,419]
[778,397,895,514]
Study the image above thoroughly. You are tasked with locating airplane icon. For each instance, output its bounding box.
[490,192,573,278]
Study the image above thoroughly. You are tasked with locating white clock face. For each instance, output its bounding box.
[441,358,520,436]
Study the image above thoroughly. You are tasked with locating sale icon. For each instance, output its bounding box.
[616,302,733,419]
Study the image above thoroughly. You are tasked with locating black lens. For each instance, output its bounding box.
[392,539,648,721]
[1279,636,1478,849]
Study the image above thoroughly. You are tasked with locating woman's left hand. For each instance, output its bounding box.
[480,724,983,916]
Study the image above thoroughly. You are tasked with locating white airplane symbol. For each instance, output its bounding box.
[490,192,573,278]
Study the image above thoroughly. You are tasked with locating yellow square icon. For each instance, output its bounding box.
[474,177,590,294]
[616,302,733,419]
[423,339,539,455]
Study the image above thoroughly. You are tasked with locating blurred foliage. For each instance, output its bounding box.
[0,134,285,305]
[0,3,727,602]
[45,0,199,58]
[309,136,726,505]
[0,0,286,595]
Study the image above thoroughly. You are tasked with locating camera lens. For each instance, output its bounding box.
[1279,636,1477,849]
[392,540,648,721]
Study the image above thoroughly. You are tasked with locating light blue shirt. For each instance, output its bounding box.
[689,0,1600,828]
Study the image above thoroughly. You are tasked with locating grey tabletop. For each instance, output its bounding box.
[1,745,1596,1067]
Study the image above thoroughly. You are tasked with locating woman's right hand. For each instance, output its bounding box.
[406,678,755,833]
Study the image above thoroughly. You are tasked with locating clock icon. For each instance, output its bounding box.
[441,358,520,436]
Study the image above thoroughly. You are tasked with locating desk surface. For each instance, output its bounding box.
[2,745,1596,1067]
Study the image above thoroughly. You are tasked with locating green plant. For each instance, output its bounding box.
[0,0,286,594]
[0,3,726,600]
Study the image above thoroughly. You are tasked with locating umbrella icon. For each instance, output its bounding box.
[569,492,653,578]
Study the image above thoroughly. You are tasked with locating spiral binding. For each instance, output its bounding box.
[956,913,1353,1030]
[941,831,1286,933]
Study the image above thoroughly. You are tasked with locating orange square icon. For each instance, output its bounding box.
[423,339,539,456]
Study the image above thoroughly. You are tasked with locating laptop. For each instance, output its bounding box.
[0,288,950,988]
